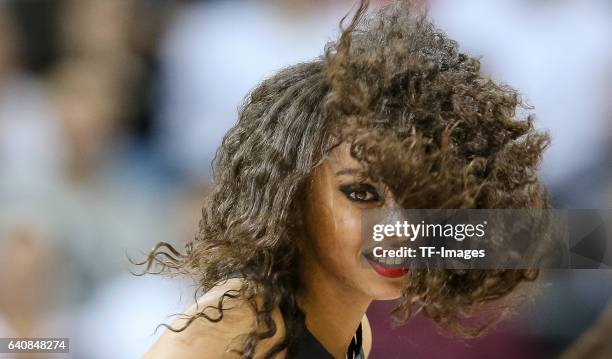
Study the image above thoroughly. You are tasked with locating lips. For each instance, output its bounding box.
[362,240,410,278]
[365,256,409,278]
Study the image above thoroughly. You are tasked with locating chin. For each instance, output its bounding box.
[368,278,404,300]
[376,286,403,300]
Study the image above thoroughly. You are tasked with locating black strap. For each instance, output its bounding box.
[347,323,364,359]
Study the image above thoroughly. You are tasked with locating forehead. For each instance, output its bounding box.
[321,142,364,171]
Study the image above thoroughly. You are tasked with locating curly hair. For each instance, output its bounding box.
[137,1,550,357]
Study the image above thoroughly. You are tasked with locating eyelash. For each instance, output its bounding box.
[339,184,381,203]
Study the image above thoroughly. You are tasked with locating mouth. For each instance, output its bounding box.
[362,251,409,278]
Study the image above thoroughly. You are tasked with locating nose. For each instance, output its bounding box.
[383,188,400,210]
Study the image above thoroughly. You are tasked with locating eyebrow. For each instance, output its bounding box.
[335,168,365,176]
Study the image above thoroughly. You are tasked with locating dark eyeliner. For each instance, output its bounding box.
[338,183,381,202]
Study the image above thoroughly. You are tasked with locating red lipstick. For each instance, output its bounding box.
[367,259,408,278]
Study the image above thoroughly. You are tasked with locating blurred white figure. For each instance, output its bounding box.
[73,273,193,359]
[0,76,63,191]
[155,0,353,182]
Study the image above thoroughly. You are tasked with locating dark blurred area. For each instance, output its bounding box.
[0,0,610,358]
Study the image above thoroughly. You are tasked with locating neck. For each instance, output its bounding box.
[298,258,372,359]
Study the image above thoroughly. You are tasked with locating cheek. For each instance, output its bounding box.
[316,211,362,258]
[306,187,364,262]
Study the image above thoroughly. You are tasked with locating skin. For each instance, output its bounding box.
[144,143,405,358]
[298,142,404,358]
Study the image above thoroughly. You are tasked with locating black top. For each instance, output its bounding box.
[295,322,365,359]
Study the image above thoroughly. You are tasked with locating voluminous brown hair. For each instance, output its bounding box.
[138,1,550,357]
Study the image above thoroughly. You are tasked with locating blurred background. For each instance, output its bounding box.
[0,0,610,358]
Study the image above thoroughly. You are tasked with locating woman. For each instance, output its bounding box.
[141,1,549,358]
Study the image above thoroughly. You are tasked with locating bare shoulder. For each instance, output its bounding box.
[143,278,286,359]
[362,314,372,358]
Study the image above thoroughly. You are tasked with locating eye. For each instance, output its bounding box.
[339,184,381,203]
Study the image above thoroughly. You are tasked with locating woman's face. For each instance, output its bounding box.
[303,142,407,300]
